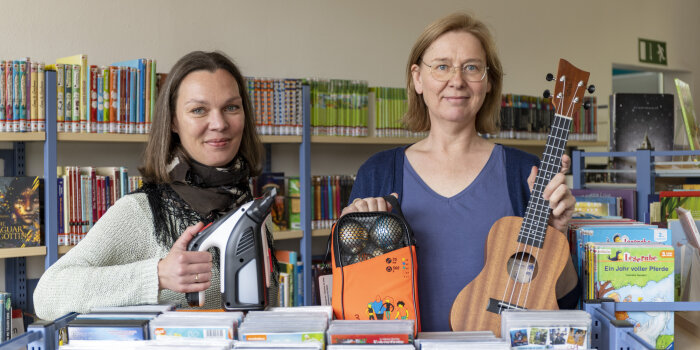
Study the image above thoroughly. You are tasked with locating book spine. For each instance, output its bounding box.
[57,177,64,243]
[90,167,97,228]
[3,61,10,132]
[0,61,5,132]
[72,64,80,133]
[55,64,65,133]
[143,59,151,134]
[138,59,145,134]
[38,63,45,132]
[12,61,19,132]
[129,67,136,134]
[30,62,38,131]
[148,59,155,134]
[101,66,109,133]
[96,71,103,133]
[120,67,126,133]
[19,60,27,132]
[64,64,72,133]
[109,66,118,133]
[89,65,97,133]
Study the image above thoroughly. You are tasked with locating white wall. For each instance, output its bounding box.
[2,0,700,288]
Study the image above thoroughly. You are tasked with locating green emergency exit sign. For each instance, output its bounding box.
[639,38,667,65]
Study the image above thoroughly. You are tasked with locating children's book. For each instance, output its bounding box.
[592,243,674,349]
[574,225,669,277]
[675,78,700,157]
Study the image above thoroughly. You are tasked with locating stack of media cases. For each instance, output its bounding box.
[5,306,603,349]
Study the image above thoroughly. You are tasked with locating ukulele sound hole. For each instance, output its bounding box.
[506,252,538,284]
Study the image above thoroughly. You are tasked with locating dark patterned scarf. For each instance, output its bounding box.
[169,154,252,220]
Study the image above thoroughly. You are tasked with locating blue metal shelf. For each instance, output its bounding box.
[585,300,700,350]
[572,149,700,222]
[0,312,77,350]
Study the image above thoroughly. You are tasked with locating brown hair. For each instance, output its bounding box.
[404,12,503,134]
[140,51,263,183]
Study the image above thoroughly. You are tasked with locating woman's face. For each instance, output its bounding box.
[172,69,245,167]
[14,188,40,225]
[411,31,491,128]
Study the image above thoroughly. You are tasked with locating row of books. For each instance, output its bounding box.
[484,95,597,141]
[246,77,303,136]
[51,57,158,134]
[569,217,674,349]
[1,55,159,134]
[0,59,46,132]
[309,78,369,137]
[57,166,142,246]
[373,87,427,139]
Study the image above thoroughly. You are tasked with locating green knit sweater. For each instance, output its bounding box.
[33,193,222,320]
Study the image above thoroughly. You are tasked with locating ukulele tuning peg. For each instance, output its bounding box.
[543,90,551,99]
[545,73,555,81]
[583,101,592,110]
[587,84,595,93]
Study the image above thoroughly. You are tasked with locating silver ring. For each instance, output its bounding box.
[195,273,199,281]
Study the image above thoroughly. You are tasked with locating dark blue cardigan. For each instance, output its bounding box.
[348,144,538,217]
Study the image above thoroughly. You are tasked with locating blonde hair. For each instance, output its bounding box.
[404,12,503,134]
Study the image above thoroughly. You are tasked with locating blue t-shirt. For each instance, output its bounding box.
[401,144,515,331]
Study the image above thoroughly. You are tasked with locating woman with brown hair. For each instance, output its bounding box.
[34,51,266,320]
[342,13,579,331]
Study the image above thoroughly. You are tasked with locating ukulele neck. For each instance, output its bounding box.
[518,113,572,248]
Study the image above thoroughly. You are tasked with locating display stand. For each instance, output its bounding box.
[0,312,76,350]
[572,149,700,222]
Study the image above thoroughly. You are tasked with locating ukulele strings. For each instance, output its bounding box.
[520,79,581,308]
[501,75,572,313]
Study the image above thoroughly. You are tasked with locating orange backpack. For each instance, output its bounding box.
[330,196,420,334]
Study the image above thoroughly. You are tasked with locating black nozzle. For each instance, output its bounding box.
[248,188,277,223]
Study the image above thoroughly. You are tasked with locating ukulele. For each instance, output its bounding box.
[449,59,592,336]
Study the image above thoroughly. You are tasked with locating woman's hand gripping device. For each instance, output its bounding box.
[186,188,276,310]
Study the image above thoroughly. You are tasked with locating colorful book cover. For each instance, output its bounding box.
[0,177,42,248]
[574,225,669,277]
[674,78,700,156]
[660,191,700,221]
[593,243,674,349]
[288,177,301,230]
[56,54,88,123]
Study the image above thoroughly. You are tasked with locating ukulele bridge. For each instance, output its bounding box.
[486,298,527,314]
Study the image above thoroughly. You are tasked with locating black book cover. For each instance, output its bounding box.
[611,93,674,182]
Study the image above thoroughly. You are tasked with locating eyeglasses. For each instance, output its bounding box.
[421,61,489,82]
